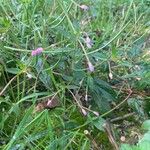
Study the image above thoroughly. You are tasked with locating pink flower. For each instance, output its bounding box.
[88,61,94,72]
[31,47,43,56]
[84,36,93,48]
[80,5,89,11]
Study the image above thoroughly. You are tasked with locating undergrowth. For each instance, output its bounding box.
[0,0,150,149]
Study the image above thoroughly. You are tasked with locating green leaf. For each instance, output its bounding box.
[138,141,150,150]
[35,58,52,89]
[88,77,116,112]
[140,131,150,142]
[10,103,21,116]
[91,52,108,61]
[87,75,94,90]
[4,107,34,149]
[142,120,150,131]
[6,68,21,74]
[120,144,133,150]
[17,92,49,104]
[120,144,138,150]
[127,98,145,118]
[92,117,106,131]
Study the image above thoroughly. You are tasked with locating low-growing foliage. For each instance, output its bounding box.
[0,0,150,149]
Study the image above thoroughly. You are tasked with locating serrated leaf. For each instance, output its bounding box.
[88,77,116,112]
[127,98,145,118]
[87,75,94,90]
[35,58,52,89]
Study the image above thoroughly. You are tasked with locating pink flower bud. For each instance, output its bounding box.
[109,72,113,80]
[84,36,93,48]
[31,47,43,56]
[81,108,87,116]
[93,111,99,116]
[80,5,89,11]
[88,61,94,72]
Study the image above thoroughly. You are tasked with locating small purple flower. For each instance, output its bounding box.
[88,61,94,72]
[31,47,43,56]
[80,5,89,11]
[84,36,93,48]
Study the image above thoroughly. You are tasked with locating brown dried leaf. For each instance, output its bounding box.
[34,97,60,112]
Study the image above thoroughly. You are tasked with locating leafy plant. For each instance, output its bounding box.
[0,0,150,149]
[121,120,150,150]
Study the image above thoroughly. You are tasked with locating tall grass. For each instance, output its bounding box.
[0,0,150,149]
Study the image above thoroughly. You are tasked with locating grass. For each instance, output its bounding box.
[0,0,150,149]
